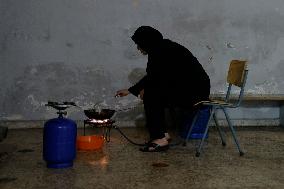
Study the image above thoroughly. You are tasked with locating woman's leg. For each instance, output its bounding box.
[144,101,166,140]
[141,102,169,152]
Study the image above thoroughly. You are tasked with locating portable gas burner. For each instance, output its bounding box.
[82,107,146,146]
[83,108,116,142]
[83,118,115,142]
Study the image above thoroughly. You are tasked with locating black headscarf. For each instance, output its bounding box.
[131,26,163,53]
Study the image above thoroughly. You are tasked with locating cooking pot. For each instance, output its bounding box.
[84,108,115,120]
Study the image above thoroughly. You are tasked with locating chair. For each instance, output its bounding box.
[184,60,248,157]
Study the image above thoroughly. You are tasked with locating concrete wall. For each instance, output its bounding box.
[0,0,284,124]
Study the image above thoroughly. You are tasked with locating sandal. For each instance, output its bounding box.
[140,142,169,152]
[144,138,172,146]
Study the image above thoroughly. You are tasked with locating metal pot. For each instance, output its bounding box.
[83,108,115,120]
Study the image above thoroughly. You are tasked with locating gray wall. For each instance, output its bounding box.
[1,0,284,122]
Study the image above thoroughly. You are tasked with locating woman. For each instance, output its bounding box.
[116,26,210,152]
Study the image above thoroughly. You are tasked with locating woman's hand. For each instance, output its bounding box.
[139,89,144,100]
[115,89,130,97]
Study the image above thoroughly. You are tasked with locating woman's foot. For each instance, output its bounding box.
[152,137,168,146]
[140,142,169,152]
[164,133,172,142]
[140,137,169,152]
[145,133,171,145]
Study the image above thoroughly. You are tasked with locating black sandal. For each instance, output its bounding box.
[140,143,169,152]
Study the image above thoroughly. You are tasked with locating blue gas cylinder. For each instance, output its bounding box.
[43,116,77,168]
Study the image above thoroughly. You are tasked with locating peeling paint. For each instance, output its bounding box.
[226,42,236,49]
[27,94,46,109]
[209,56,213,63]
[206,45,212,50]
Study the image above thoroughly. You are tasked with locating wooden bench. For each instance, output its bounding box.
[210,94,284,127]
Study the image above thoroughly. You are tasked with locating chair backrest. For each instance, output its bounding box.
[227,60,247,87]
[225,60,248,106]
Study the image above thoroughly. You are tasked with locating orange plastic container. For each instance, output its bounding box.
[77,135,104,151]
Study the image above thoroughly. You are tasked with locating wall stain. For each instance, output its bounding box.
[0,34,8,53]
[65,42,73,48]
[124,48,141,60]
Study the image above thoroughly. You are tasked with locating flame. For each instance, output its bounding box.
[89,119,109,124]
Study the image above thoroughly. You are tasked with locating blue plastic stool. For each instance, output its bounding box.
[179,106,211,139]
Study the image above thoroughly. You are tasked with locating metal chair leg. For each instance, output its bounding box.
[222,107,244,156]
[213,112,226,146]
[196,108,215,157]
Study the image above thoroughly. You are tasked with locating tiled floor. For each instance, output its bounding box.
[0,126,283,189]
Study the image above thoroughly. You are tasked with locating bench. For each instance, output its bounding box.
[210,94,284,127]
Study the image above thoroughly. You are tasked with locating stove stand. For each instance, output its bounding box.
[83,119,115,142]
